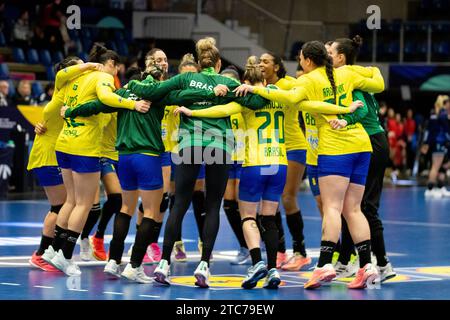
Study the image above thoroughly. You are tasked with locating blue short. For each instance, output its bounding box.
[100,157,118,178]
[160,152,171,167]
[229,161,242,180]
[318,152,371,186]
[239,165,287,202]
[33,166,63,187]
[56,151,100,173]
[306,165,320,197]
[287,149,307,165]
[118,154,163,191]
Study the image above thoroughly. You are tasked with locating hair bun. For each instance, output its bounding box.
[196,37,216,51]
[246,56,259,69]
[352,35,363,48]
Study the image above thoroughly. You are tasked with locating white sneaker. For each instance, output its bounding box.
[104,259,121,278]
[440,187,450,197]
[378,262,397,282]
[41,245,57,264]
[121,263,152,284]
[334,261,358,279]
[79,238,92,261]
[154,259,171,285]
[194,261,210,288]
[50,250,81,276]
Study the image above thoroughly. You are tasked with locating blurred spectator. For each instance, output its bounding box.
[31,25,47,50]
[13,80,37,105]
[13,10,33,49]
[404,108,417,173]
[0,80,11,107]
[117,60,126,86]
[38,82,54,105]
[41,0,65,52]
[378,101,388,130]
[393,112,406,172]
[0,1,5,33]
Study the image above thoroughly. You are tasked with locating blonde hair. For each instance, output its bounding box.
[435,94,449,112]
[195,37,220,69]
[178,53,199,72]
[243,56,263,85]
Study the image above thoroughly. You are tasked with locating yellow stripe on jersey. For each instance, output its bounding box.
[230,112,245,162]
[253,66,385,157]
[55,71,136,157]
[275,77,307,152]
[100,113,118,162]
[162,105,180,153]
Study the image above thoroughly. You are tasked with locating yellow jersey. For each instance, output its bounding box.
[230,112,246,162]
[100,113,118,161]
[55,71,136,157]
[275,76,308,152]
[162,105,180,153]
[27,65,91,170]
[253,66,385,157]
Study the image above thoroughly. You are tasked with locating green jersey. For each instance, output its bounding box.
[64,84,216,156]
[342,90,384,136]
[128,67,268,153]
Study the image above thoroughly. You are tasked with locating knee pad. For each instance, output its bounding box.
[138,202,143,213]
[159,192,169,213]
[50,204,63,215]
[223,199,238,211]
[241,216,257,227]
[107,193,122,210]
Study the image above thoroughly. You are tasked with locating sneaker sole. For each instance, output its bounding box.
[281,261,311,271]
[104,269,121,279]
[264,277,281,289]
[380,273,396,283]
[348,273,379,289]
[92,251,107,261]
[121,273,152,284]
[242,269,268,289]
[154,271,170,286]
[305,272,336,289]
[194,274,209,288]
[29,259,60,272]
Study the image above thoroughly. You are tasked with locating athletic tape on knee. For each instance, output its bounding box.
[50,204,63,215]
[160,193,169,213]
[241,217,257,226]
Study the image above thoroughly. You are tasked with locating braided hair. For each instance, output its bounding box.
[301,41,336,104]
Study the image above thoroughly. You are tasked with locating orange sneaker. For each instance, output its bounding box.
[281,254,312,271]
[304,263,336,289]
[29,251,60,272]
[276,252,288,269]
[348,263,380,289]
[91,234,107,261]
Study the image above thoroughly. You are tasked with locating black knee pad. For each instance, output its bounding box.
[50,204,63,214]
[107,193,122,210]
[241,216,257,227]
[159,192,169,213]
[223,199,238,211]
[138,202,143,213]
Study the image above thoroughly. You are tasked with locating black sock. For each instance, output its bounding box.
[52,224,68,252]
[223,199,247,248]
[37,234,53,255]
[275,211,286,253]
[249,248,262,266]
[96,193,121,238]
[62,230,80,259]
[130,218,156,268]
[192,191,205,242]
[338,218,355,265]
[318,241,336,267]
[427,182,435,190]
[286,211,307,256]
[355,240,372,268]
[260,215,279,270]
[437,180,444,188]
[81,203,101,240]
[150,221,163,244]
[109,212,132,264]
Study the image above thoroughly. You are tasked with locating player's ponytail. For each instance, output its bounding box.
[302,41,337,104]
[196,37,220,69]
[334,35,363,65]
[178,53,200,72]
[88,42,119,65]
[243,56,263,85]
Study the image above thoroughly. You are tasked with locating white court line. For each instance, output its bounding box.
[68,289,88,292]
[0,282,20,286]
[176,298,196,300]
[139,294,160,298]
[103,291,123,295]
[33,285,54,289]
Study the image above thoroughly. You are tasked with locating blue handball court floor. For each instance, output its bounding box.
[0,187,449,300]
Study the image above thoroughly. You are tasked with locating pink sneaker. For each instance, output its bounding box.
[142,252,154,265]
[29,251,60,272]
[276,252,288,269]
[148,243,162,263]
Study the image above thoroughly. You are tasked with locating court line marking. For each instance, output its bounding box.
[176,297,196,300]
[0,282,20,286]
[103,291,123,295]
[33,285,54,289]
[68,289,88,292]
[139,294,160,298]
